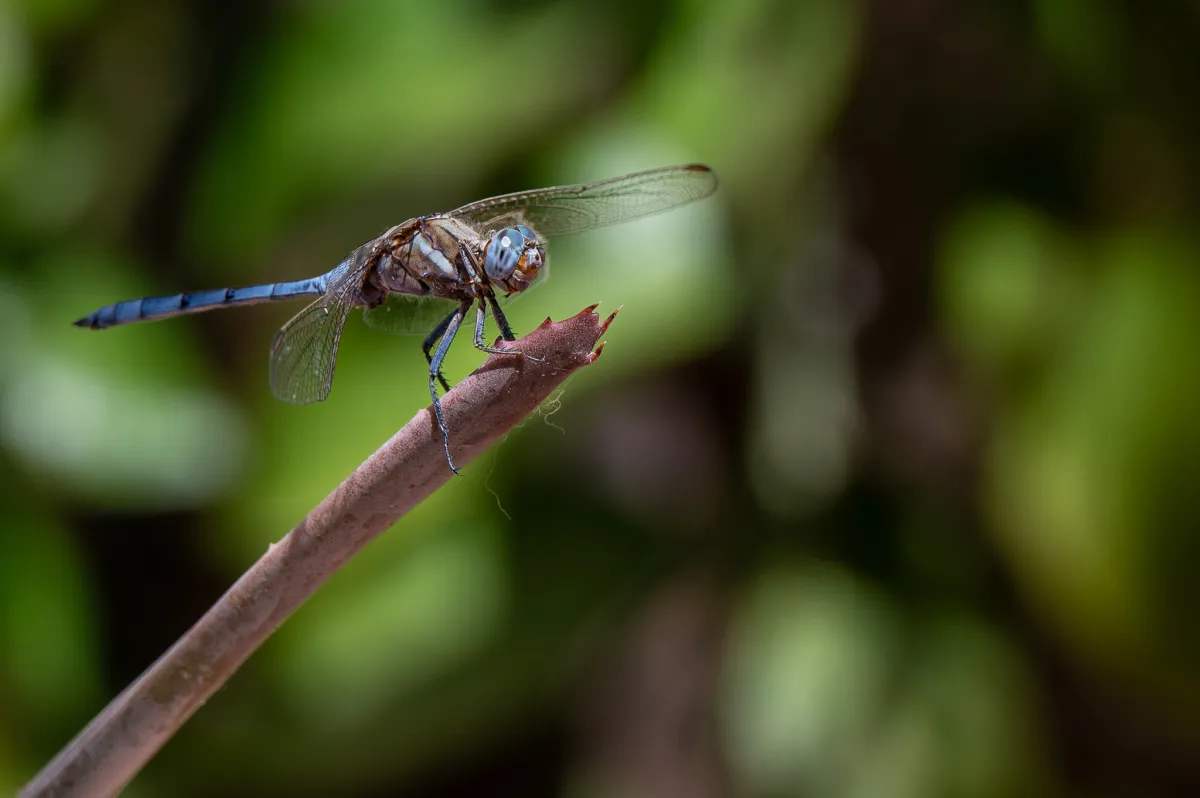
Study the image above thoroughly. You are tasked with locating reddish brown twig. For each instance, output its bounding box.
[21,306,618,798]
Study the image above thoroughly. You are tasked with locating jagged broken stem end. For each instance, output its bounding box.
[20,305,617,798]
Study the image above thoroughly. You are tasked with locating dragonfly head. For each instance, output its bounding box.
[483,224,546,293]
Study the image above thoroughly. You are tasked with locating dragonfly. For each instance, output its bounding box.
[76,164,719,473]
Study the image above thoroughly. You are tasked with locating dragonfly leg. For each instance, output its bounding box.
[472,300,520,356]
[422,310,457,392]
[429,301,469,475]
[456,241,519,354]
[484,293,544,363]
[487,293,517,341]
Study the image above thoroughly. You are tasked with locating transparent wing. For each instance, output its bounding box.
[361,293,458,335]
[268,256,363,404]
[448,164,717,236]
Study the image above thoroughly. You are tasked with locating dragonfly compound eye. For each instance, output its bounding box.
[484,228,525,280]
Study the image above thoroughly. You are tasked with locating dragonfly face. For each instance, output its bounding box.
[483,224,546,294]
[76,163,719,473]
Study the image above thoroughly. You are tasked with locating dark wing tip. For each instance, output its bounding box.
[680,163,718,192]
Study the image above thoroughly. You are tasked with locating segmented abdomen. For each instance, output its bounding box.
[74,277,326,329]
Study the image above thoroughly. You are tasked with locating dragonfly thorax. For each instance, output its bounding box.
[483,224,545,295]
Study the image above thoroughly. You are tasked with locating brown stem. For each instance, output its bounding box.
[21,305,618,798]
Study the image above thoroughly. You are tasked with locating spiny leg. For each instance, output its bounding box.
[472,300,518,355]
[422,309,457,392]
[484,291,544,363]
[429,301,469,474]
[486,292,517,341]
[456,242,518,354]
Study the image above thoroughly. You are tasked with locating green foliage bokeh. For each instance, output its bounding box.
[3,0,1200,796]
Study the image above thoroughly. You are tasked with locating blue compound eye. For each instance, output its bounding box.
[484,228,524,280]
[515,224,536,242]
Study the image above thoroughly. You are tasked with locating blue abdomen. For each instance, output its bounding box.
[75,277,326,329]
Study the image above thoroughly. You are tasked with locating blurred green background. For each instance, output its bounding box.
[3,0,1200,795]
